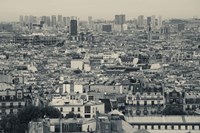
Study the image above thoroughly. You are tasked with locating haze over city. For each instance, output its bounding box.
[1,0,200,133]
[0,0,200,21]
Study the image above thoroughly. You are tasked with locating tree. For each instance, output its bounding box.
[41,106,62,118]
[162,105,186,115]
[0,105,62,133]
[65,111,82,119]
[0,114,25,133]
[18,105,42,124]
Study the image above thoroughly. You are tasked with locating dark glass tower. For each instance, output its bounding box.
[70,20,77,36]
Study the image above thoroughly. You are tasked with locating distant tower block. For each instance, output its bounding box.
[70,19,78,36]
[148,24,152,44]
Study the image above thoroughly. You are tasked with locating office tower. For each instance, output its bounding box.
[29,15,34,24]
[102,24,112,32]
[88,16,92,23]
[147,17,151,25]
[63,17,67,26]
[19,15,23,23]
[66,17,71,27]
[19,15,24,26]
[138,15,144,26]
[151,15,156,29]
[155,19,158,27]
[46,16,51,27]
[24,16,29,25]
[158,16,162,28]
[115,14,125,25]
[32,16,37,24]
[51,15,57,27]
[41,16,47,25]
[70,19,78,36]
[58,15,63,26]
[40,16,47,25]
[70,16,76,20]
[88,16,94,29]
[148,26,152,44]
[161,25,170,39]
[115,14,125,32]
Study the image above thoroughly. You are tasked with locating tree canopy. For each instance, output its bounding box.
[0,105,62,133]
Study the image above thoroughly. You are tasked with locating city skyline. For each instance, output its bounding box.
[0,0,200,22]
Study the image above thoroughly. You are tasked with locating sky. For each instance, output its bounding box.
[0,0,200,21]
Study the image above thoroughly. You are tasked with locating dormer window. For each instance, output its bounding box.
[17,92,22,99]
[2,96,5,100]
[10,96,14,100]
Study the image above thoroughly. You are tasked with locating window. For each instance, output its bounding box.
[72,107,74,112]
[88,96,94,101]
[17,92,22,99]
[60,107,63,112]
[2,109,6,114]
[64,124,69,131]
[78,107,80,112]
[151,101,154,106]
[85,115,90,118]
[144,101,147,106]
[18,102,21,107]
[2,96,5,100]
[2,103,6,107]
[10,109,13,114]
[10,96,14,100]
[85,106,91,113]
[137,101,140,106]
[10,103,13,107]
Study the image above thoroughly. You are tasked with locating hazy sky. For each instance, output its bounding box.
[0,0,200,21]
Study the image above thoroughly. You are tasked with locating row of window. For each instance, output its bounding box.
[0,93,23,100]
[134,124,199,130]
[60,106,98,114]
[135,101,161,106]
[1,102,22,107]
[0,109,21,114]
[60,107,81,112]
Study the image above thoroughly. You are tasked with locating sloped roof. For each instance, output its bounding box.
[108,109,124,116]
[150,63,161,70]
[134,129,151,133]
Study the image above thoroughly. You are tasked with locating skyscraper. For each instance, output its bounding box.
[148,25,152,44]
[19,15,24,26]
[114,14,126,32]
[24,16,29,25]
[70,19,78,36]
[151,15,156,29]
[46,16,51,27]
[32,16,37,24]
[66,17,71,27]
[115,14,126,25]
[88,16,93,26]
[63,17,67,27]
[51,15,56,27]
[29,15,34,24]
[138,15,144,26]
[147,17,151,26]
[58,15,63,26]
[158,16,162,28]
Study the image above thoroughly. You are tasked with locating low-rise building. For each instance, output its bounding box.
[126,82,164,116]
[49,93,105,119]
[0,88,26,119]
